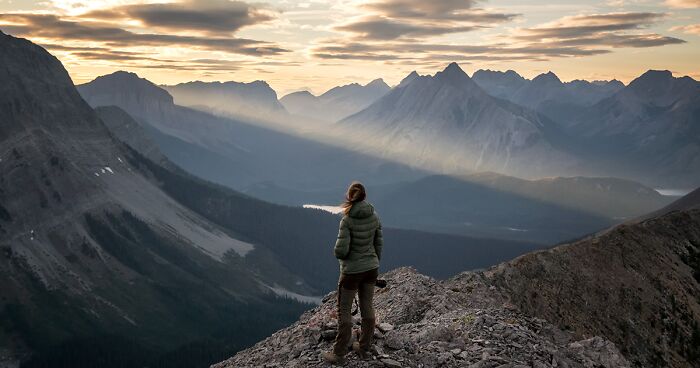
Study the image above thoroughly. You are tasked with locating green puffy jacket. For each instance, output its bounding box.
[334,201,383,274]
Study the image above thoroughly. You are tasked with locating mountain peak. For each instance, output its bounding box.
[628,70,674,90]
[442,62,467,77]
[78,71,174,108]
[636,69,673,83]
[533,71,562,84]
[366,78,389,89]
[434,62,471,84]
[398,71,420,87]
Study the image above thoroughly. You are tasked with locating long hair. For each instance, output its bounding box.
[341,182,366,215]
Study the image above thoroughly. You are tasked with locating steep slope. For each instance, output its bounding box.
[280,78,390,122]
[162,80,287,119]
[214,189,700,368]
[340,63,578,179]
[571,70,700,187]
[653,187,700,215]
[0,31,311,367]
[93,106,170,167]
[488,197,700,367]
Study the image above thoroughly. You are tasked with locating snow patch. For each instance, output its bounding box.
[655,188,691,197]
[117,157,123,163]
[94,172,100,177]
[264,284,321,305]
[303,204,343,215]
[104,167,114,174]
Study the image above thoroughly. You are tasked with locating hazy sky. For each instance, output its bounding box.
[1,0,699,94]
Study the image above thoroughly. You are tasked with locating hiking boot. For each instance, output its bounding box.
[352,342,371,360]
[321,351,346,365]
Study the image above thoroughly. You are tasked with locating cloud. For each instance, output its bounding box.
[664,0,700,8]
[312,10,684,63]
[513,12,685,48]
[311,40,610,63]
[361,0,513,22]
[335,17,479,40]
[671,24,700,35]
[82,0,276,35]
[0,13,287,56]
[516,12,667,40]
[333,0,517,41]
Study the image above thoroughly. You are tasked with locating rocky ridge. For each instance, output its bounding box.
[213,268,629,368]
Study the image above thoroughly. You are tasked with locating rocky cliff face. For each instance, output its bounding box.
[162,80,287,119]
[488,210,700,367]
[213,193,700,368]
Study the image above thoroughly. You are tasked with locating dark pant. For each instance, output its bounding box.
[333,268,378,356]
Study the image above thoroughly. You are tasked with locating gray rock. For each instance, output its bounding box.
[212,268,632,368]
[377,323,394,333]
[380,358,402,368]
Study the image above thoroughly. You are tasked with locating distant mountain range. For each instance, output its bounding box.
[280,78,391,122]
[76,68,674,244]
[77,70,426,192]
[162,80,287,119]
[472,68,700,186]
[472,69,624,124]
[570,70,700,187]
[81,63,699,187]
[340,63,577,179]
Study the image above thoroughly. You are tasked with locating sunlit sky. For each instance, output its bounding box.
[1,0,699,94]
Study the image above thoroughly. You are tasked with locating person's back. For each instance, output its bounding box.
[334,200,383,274]
[323,182,383,365]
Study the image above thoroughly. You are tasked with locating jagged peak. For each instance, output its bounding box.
[366,78,389,89]
[440,62,468,78]
[532,71,562,84]
[395,71,419,88]
[504,69,521,77]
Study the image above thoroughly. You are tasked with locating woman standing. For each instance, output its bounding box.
[323,182,383,364]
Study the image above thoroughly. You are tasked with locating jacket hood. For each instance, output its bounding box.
[348,201,374,219]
